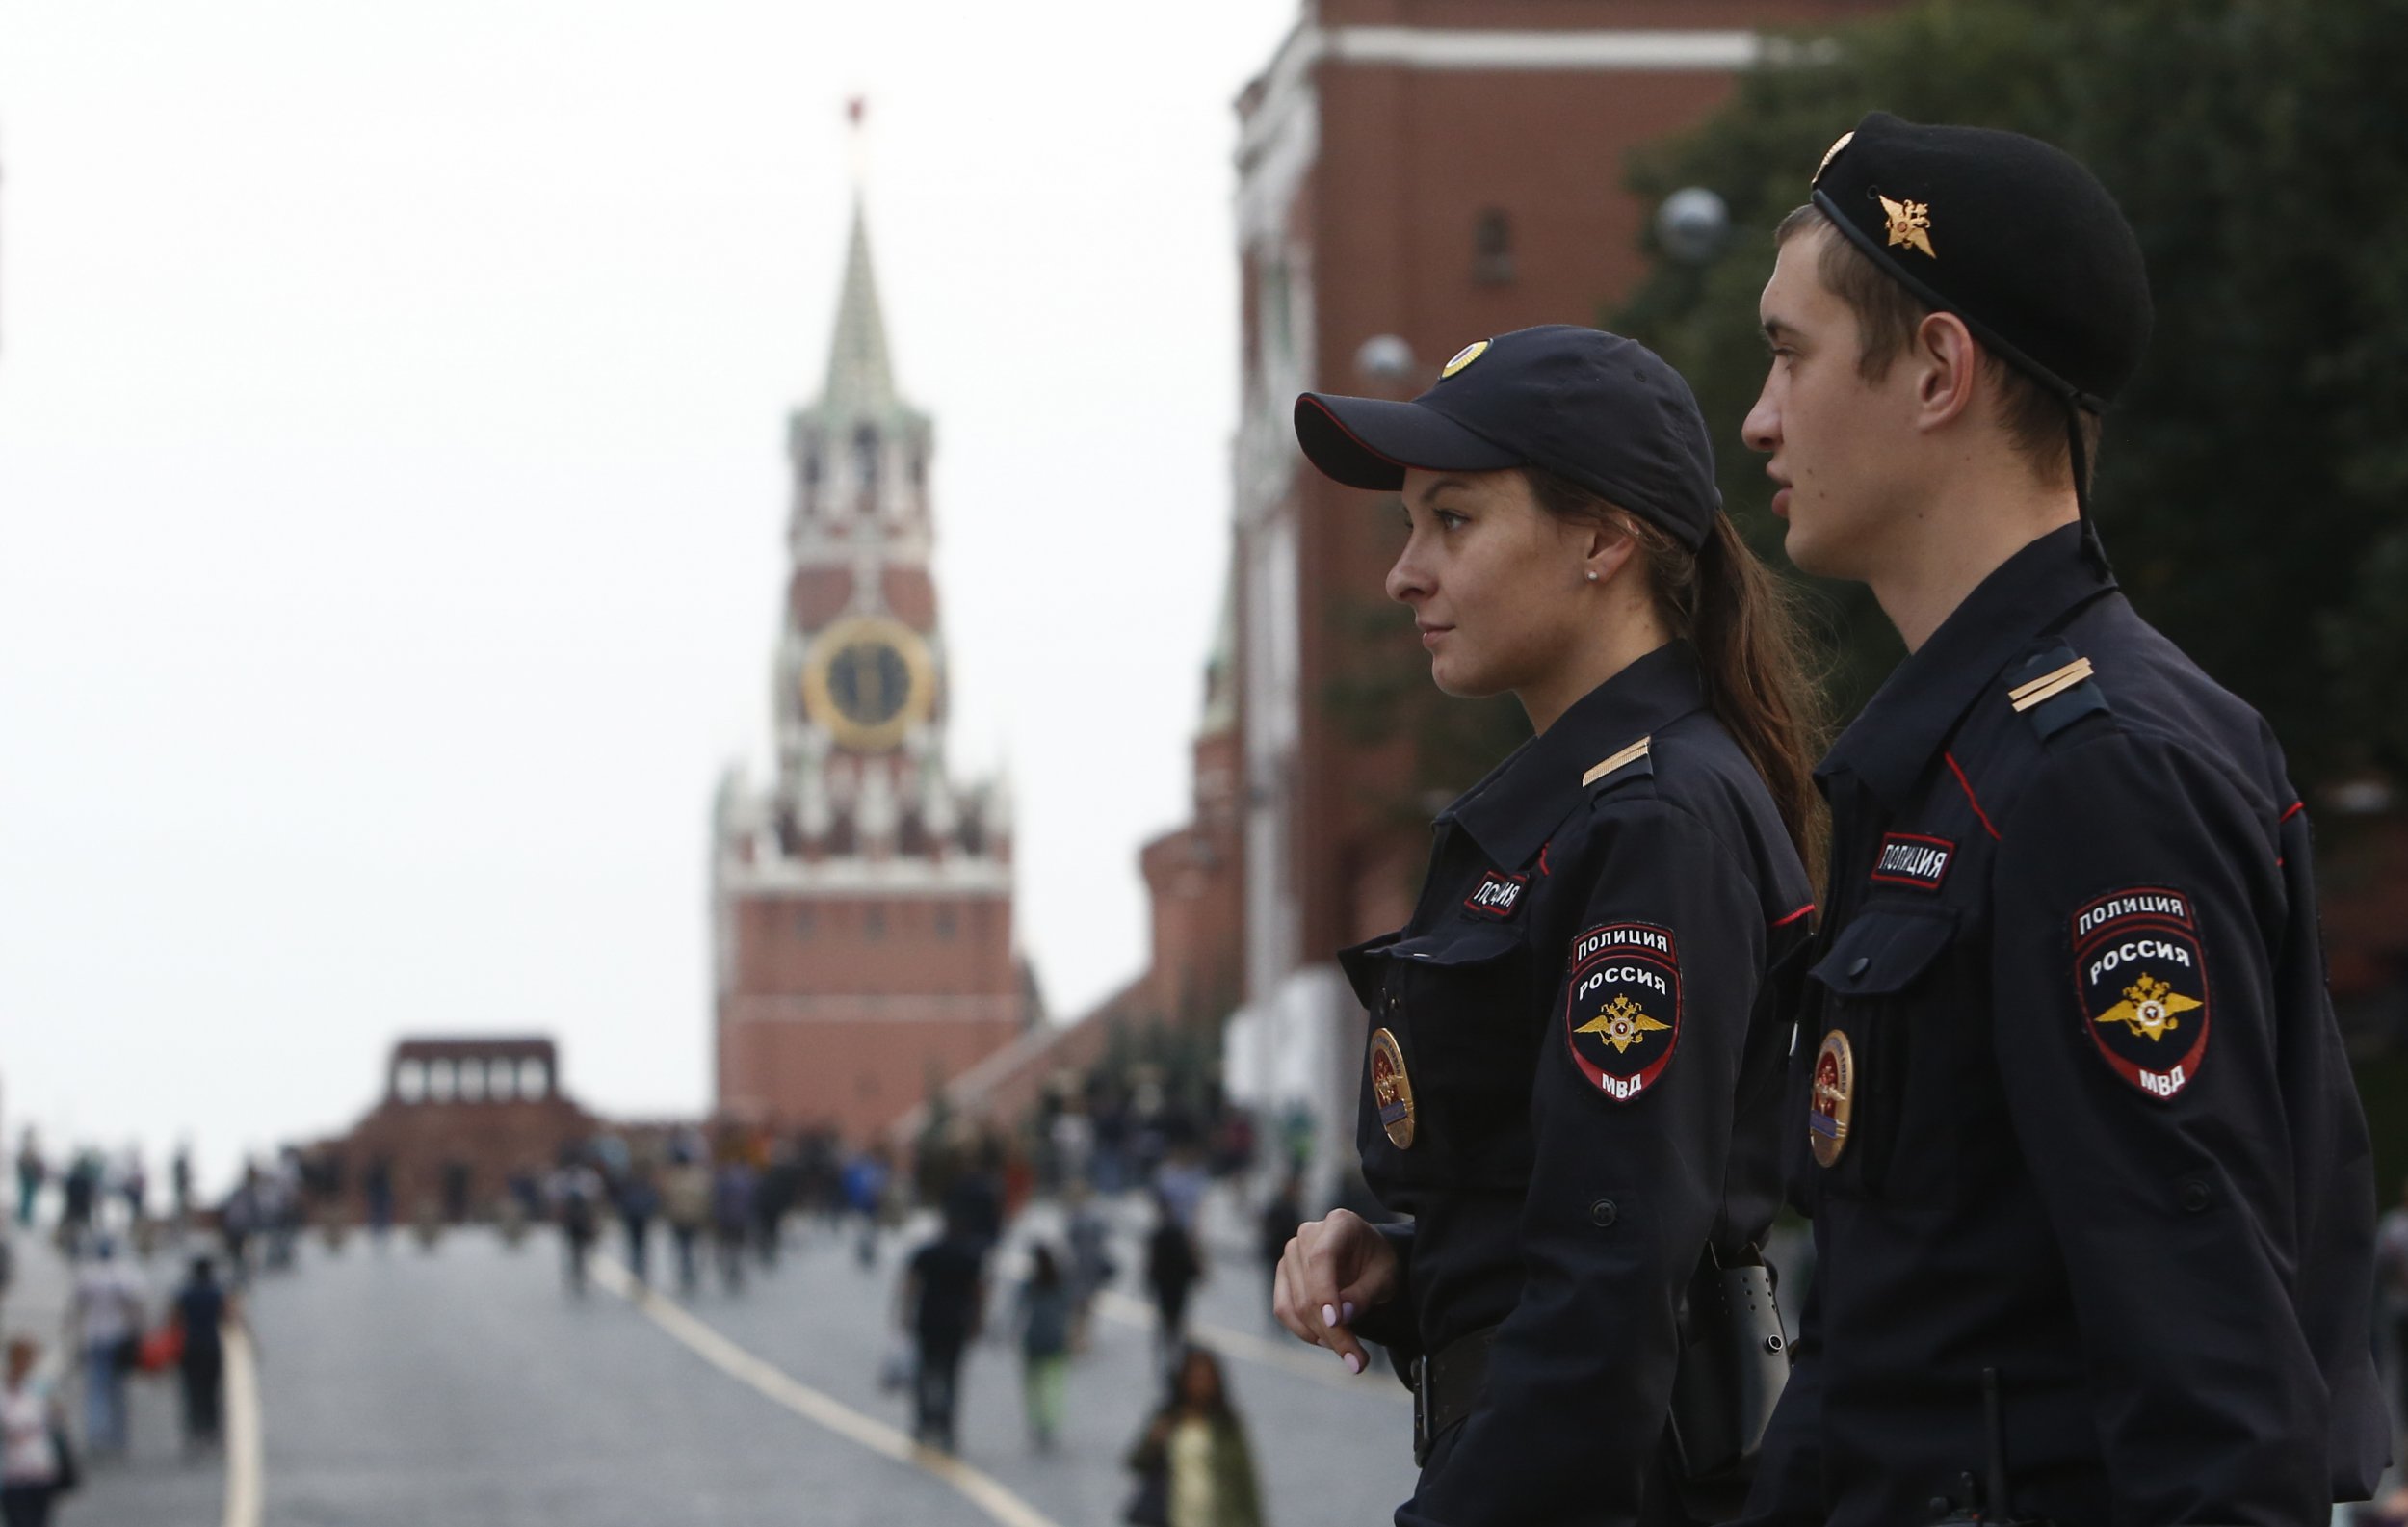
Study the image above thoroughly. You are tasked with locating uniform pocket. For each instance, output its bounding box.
[1374,924,1537,1179]
[1807,907,1958,1198]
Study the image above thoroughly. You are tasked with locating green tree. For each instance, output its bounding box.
[1616,0,2408,779]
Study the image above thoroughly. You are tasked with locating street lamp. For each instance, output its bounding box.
[1656,187,1731,266]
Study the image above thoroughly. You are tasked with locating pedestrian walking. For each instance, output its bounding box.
[116,1148,146,1232]
[1,1338,70,1527]
[1016,1245,1073,1452]
[1123,1346,1264,1527]
[1734,115,2386,1524]
[553,1164,601,1297]
[170,1146,193,1228]
[663,1153,710,1295]
[839,1148,889,1272]
[615,1166,658,1287]
[168,1254,238,1453]
[1062,1184,1114,1351]
[11,1134,41,1230]
[70,1238,144,1458]
[710,1159,756,1295]
[899,1202,986,1453]
[56,1160,95,1258]
[1144,1196,1202,1369]
[1275,323,1820,1523]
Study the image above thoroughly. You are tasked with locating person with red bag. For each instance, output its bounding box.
[167,1254,239,1454]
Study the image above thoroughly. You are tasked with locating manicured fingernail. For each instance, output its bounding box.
[1322,1303,1338,1329]
[1345,1352,1364,1374]
[1341,1302,1357,1322]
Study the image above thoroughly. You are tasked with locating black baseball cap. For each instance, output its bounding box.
[1294,325,1720,551]
[1809,112,2152,412]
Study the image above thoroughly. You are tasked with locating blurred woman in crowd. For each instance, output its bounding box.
[1016,1244,1073,1451]
[1124,1346,1263,1527]
[1,1337,69,1527]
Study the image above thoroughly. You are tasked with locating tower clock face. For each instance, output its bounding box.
[800,615,936,751]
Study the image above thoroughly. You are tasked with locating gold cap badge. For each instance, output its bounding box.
[1878,194,1936,259]
[1441,339,1490,379]
[1808,1029,1855,1168]
[1813,130,1854,187]
[1369,1028,1417,1149]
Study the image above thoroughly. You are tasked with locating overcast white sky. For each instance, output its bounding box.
[0,0,1298,1192]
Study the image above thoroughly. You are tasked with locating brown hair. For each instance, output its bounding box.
[1525,467,1829,876]
[1774,204,2099,492]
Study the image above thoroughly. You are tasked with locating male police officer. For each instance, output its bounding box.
[1736,113,2388,1525]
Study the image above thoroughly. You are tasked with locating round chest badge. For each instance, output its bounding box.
[1441,339,1490,378]
[1808,1029,1855,1168]
[1368,1027,1417,1149]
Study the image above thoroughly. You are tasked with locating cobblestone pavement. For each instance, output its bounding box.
[171,1189,1417,1527]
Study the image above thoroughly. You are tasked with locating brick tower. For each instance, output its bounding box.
[711,196,1022,1142]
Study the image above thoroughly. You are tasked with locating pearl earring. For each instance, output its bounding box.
[1584,571,1599,582]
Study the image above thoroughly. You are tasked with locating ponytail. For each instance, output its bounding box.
[1525,469,1829,881]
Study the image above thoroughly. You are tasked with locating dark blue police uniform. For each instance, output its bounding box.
[1341,641,1815,1526]
[1743,522,2388,1524]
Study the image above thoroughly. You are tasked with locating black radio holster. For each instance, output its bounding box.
[1665,1242,1790,1508]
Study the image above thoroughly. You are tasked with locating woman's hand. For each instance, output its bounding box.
[1271,1209,1399,1375]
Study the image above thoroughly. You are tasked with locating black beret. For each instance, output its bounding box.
[1810,112,2152,411]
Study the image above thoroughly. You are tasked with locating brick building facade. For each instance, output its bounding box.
[1220,0,1898,1189]
[710,197,1024,1144]
[323,1037,595,1222]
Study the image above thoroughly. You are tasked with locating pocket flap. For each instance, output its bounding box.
[1809,908,1957,998]
[1386,923,1526,968]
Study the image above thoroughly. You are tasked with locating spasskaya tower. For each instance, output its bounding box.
[710,189,1024,1141]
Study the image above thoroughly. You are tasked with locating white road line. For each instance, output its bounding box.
[1092,1289,1408,1401]
[222,1326,264,1527]
[590,1255,1061,1527]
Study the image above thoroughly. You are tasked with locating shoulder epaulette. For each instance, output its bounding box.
[2006,645,2107,741]
[1581,736,1654,793]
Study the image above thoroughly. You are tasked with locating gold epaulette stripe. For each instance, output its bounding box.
[2009,657,2095,713]
[1581,736,1652,788]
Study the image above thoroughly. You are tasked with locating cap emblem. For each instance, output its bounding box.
[1441,339,1491,378]
[1812,130,1853,187]
[1877,195,1936,259]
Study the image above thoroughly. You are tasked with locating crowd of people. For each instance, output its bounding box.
[0,1068,1299,1527]
[1,1129,258,1527]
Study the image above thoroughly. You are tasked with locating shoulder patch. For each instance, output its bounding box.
[2071,887,2208,1100]
[1564,922,1681,1103]
[2008,645,2108,741]
[1462,870,1528,919]
[1581,736,1653,792]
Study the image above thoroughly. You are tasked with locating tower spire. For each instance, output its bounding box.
[822,99,897,414]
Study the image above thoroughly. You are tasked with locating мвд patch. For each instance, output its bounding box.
[2071,887,2209,1100]
[1564,922,1681,1103]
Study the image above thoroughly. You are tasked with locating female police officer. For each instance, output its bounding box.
[1271,325,1821,1526]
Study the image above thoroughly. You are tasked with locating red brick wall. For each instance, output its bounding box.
[726,894,1012,997]
[719,889,1021,1139]
[717,1000,1022,1139]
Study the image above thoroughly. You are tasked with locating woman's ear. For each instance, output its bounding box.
[1584,518,1641,585]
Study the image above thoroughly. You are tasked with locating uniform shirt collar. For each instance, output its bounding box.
[1446,640,1709,869]
[1819,522,2115,807]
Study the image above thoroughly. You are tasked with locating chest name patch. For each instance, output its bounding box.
[1871,832,1955,892]
[1463,871,1528,918]
[1564,922,1682,1103]
[2071,887,2209,1101]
